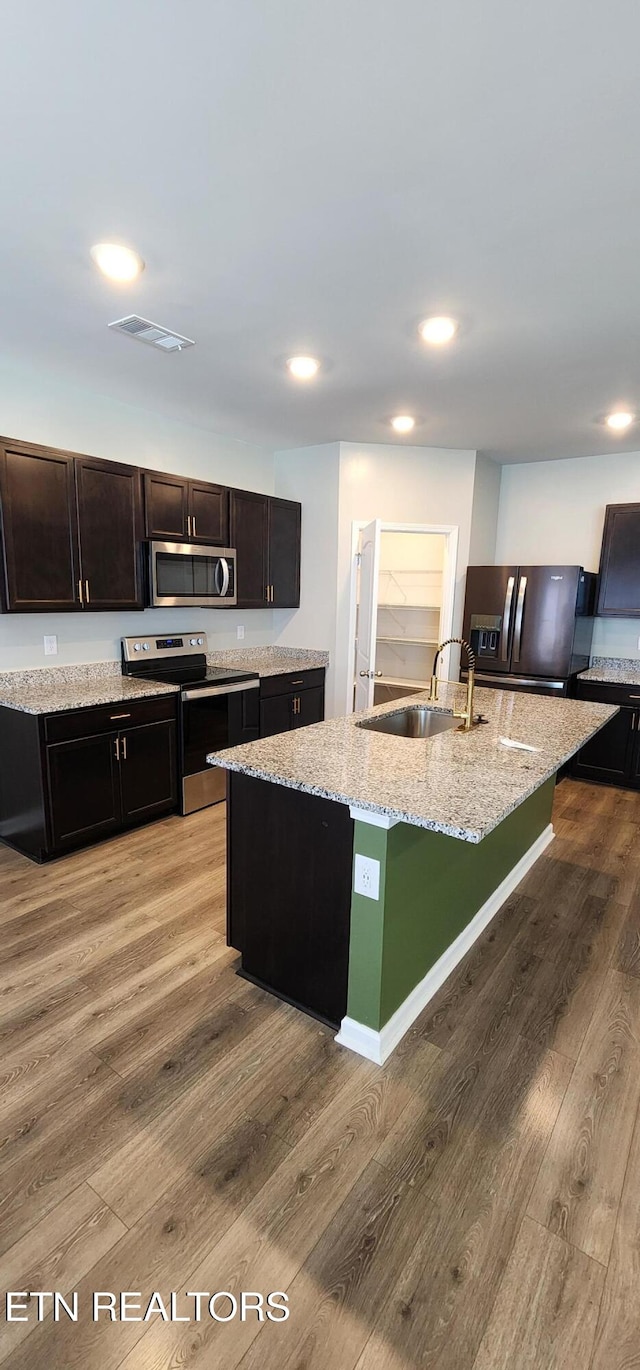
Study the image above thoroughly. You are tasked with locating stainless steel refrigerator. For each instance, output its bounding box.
[461,565,596,696]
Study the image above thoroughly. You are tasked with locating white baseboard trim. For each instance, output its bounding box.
[335,822,555,1065]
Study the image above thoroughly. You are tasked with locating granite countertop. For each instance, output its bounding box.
[208,682,616,844]
[0,664,179,715]
[579,657,640,686]
[207,646,329,678]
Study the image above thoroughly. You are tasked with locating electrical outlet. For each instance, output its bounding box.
[237,625,245,640]
[43,635,58,656]
[354,853,380,900]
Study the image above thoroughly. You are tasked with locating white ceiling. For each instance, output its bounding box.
[3,0,640,463]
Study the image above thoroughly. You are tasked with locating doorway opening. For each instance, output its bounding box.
[349,521,459,713]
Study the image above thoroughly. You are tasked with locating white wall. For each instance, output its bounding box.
[273,443,340,705]
[469,452,501,564]
[496,450,640,659]
[0,355,275,669]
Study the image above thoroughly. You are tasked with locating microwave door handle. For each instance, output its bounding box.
[512,575,527,663]
[218,558,230,597]
[501,575,515,660]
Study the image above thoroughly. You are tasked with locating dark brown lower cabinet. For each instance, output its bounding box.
[227,772,354,1027]
[0,695,178,862]
[571,679,640,788]
[259,667,325,738]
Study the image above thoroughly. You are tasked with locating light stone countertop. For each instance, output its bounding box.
[208,682,616,843]
[579,657,640,686]
[0,662,179,715]
[207,646,329,678]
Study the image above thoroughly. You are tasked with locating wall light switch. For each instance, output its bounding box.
[237,625,245,640]
[354,853,381,901]
[44,635,58,656]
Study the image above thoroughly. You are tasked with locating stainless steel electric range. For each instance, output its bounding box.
[121,633,259,813]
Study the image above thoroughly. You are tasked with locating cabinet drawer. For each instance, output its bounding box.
[44,693,177,743]
[575,680,640,708]
[260,667,325,699]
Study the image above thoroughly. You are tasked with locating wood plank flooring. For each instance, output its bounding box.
[1,777,640,1368]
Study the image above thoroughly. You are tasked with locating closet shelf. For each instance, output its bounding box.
[377,636,439,646]
[377,675,430,689]
[378,603,441,611]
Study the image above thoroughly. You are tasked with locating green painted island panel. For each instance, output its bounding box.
[346,776,556,1032]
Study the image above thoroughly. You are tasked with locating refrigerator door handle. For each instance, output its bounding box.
[512,575,528,663]
[501,575,515,661]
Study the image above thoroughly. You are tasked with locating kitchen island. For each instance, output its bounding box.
[209,682,615,1062]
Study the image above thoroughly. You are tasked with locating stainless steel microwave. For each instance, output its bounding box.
[148,541,237,607]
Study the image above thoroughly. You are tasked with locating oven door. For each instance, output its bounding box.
[149,542,237,607]
[181,682,259,813]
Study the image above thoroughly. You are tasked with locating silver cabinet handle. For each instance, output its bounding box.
[109,712,131,720]
[187,515,192,537]
[114,737,120,762]
[193,515,197,537]
[121,734,127,760]
[85,579,90,604]
[78,579,84,606]
[502,575,515,660]
[512,575,527,663]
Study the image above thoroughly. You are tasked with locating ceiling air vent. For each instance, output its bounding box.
[108,315,195,352]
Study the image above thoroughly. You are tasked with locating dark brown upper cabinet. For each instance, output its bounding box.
[143,471,229,545]
[75,457,144,610]
[229,490,301,610]
[268,497,301,607]
[597,503,640,616]
[0,438,144,613]
[230,489,269,608]
[0,441,79,612]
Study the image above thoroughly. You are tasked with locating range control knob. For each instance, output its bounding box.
[142,642,150,651]
[197,637,204,645]
[189,637,198,646]
[133,642,142,652]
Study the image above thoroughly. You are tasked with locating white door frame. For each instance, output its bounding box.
[346,520,460,715]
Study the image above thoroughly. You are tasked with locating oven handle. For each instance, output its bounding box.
[182,681,259,701]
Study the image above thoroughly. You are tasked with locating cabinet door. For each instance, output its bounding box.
[46,732,121,849]
[0,442,80,611]
[597,504,640,616]
[119,719,178,823]
[189,482,229,545]
[268,497,301,607]
[293,686,325,729]
[75,457,144,610]
[229,490,269,608]
[260,692,294,738]
[143,472,189,540]
[627,714,640,787]
[572,708,635,785]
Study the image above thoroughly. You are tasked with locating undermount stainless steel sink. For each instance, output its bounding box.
[357,706,459,739]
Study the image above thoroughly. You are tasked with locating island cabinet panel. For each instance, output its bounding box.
[572,679,640,788]
[227,771,354,1027]
[597,503,640,616]
[75,457,144,610]
[0,442,79,611]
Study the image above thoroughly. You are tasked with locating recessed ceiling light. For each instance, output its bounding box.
[286,355,320,380]
[606,410,635,431]
[419,315,458,345]
[90,242,145,283]
[391,415,416,434]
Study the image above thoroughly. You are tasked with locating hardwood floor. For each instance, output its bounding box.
[1,778,640,1368]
